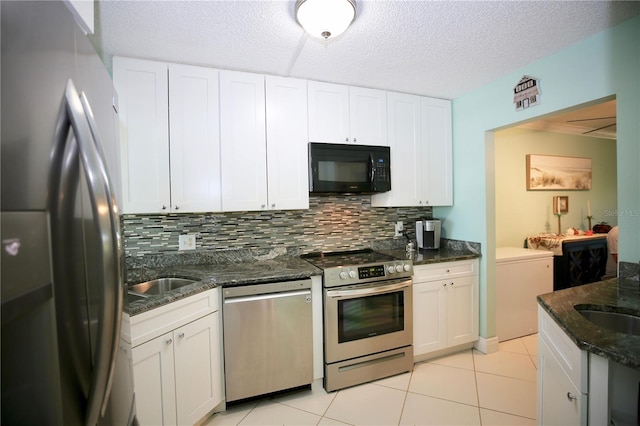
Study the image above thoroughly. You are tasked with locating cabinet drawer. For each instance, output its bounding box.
[538,306,588,392]
[414,259,477,282]
[131,288,219,347]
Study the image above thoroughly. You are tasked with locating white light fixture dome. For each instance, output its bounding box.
[295,0,356,40]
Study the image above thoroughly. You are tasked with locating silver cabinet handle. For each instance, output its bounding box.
[178,332,185,339]
[162,205,167,210]
[567,392,578,401]
[166,338,173,345]
[271,204,275,208]
[174,205,179,210]
[345,137,349,142]
[353,138,357,142]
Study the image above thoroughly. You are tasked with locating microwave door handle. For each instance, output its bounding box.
[369,154,376,190]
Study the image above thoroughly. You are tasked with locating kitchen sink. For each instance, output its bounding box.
[128,277,198,296]
[575,305,640,336]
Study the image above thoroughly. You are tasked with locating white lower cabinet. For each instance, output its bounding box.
[412,259,479,360]
[133,331,177,425]
[537,334,585,425]
[537,305,589,425]
[131,289,223,425]
[537,306,640,426]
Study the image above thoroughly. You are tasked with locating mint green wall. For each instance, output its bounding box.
[495,129,617,248]
[436,16,640,340]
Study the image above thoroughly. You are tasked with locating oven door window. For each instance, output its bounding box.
[338,291,404,343]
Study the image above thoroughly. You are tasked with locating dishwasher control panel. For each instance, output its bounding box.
[223,279,311,299]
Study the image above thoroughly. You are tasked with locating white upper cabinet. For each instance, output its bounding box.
[371,92,422,207]
[371,93,453,207]
[308,81,349,143]
[421,97,453,206]
[113,57,170,214]
[308,81,387,146]
[114,56,450,213]
[168,64,221,213]
[114,57,222,214]
[265,76,309,210]
[349,86,388,146]
[219,70,268,212]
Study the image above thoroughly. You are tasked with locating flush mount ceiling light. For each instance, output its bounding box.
[295,0,356,40]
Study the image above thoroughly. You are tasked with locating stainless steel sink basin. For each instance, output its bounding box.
[128,277,198,295]
[575,306,640,336]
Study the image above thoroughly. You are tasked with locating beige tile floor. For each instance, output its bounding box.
[204,334,538,426]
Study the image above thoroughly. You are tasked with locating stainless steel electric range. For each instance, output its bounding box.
[302,249,414,392]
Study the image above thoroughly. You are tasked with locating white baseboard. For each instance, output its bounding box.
[474,336,499,354]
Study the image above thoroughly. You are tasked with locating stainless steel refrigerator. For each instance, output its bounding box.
[1,1,136,425]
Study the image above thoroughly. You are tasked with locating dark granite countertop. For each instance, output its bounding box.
[537,277,640,369]
[127,256,322,316]
[380,247,481,265]
[126,240,481,317]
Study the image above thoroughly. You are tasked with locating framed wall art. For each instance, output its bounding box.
[553,196,569,214]
[526,154,592,190]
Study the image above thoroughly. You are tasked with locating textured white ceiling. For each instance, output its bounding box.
[90,0,640,100]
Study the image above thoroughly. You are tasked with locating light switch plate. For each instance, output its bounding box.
[178,234,196,251]
[394,221,404,237]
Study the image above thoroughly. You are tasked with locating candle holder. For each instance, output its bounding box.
[587,215,593,231]
[555,213,562,236]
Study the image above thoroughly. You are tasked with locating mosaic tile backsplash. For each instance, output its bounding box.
[122,195,434,257]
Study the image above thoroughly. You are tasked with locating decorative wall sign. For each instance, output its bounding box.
[526,154,592,190]
[514,75,540,111]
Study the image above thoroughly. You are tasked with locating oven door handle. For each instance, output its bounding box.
[326,279,412,299]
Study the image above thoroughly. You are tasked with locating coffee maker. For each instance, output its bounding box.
[416,219,441,250]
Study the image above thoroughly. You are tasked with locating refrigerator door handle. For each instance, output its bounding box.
[49,79,123,426]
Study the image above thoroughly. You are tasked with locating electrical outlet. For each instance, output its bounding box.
[178,234,196,251]
[394,221,404,237]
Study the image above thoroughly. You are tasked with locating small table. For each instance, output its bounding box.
[527,234,608,291]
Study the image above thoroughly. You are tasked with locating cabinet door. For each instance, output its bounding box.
[220,70,267,211]
[446,275,479,346]
[265,76,309,210]
[113,57,170,214]
[132,333,177,426]
[421,97,452,206]
[168,64,221,212]
[349,87,387,146]
[538,337,585,425]
[174,313,222,426]
[371,92,422,207]
[413,280,447,355]
[307,81,350,143]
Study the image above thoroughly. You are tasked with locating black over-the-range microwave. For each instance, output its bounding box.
[308,143,391,194]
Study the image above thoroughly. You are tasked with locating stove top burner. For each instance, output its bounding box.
[302,249,396,269]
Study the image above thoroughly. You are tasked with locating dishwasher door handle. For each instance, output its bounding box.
[224,289,311,305]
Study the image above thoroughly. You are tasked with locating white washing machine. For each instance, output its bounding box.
[496,247,554,342]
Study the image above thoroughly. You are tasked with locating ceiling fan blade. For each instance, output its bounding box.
[567,116,616,123]
[583,123,617,134]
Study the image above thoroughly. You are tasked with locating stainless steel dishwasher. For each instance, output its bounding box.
[222,279,313,402]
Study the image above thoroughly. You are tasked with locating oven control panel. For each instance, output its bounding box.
[358,265,386,279]
[323,261,413,287]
